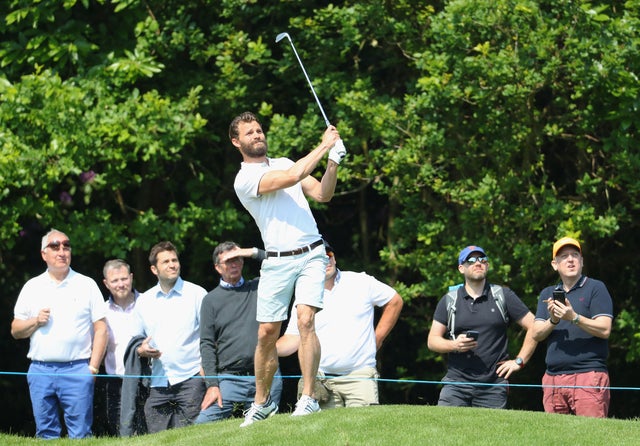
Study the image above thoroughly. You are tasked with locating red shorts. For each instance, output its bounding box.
[542,371,609,418]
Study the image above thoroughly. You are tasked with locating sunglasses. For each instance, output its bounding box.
[45,240,71,251]
[465,256,488,265]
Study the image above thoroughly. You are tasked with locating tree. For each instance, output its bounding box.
[2,0,640,435]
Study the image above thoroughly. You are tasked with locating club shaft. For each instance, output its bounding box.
[285,39,331,127]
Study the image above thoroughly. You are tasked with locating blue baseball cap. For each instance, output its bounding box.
[458,245,487,265]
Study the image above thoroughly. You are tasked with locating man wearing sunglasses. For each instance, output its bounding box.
[277,241,403,409]
[11,229,108,438]
[427,245,537,408]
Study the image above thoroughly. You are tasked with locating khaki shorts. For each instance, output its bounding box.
[297,366,379,409]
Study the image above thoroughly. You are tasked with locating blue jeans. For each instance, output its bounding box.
[27,360,95,439]
[195,372,283,423]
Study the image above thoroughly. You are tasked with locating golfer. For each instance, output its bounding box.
[230,111,345,426]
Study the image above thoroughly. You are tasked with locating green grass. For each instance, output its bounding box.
[3,405,640,445]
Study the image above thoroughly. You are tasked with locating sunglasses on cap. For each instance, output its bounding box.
[464,256,488,265]
[45,240,71,251]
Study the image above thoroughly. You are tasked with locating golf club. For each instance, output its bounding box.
[275,32,346,161]
[275,32,331,127]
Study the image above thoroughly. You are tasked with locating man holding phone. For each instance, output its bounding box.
[427,245,538,408]
[532,237,613,418]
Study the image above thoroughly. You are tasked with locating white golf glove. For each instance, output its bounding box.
[328,139,347,164]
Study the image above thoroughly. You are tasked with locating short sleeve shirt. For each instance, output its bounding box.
[534,275,613,374]
[234,157,321,251]
[14,269,106,362]
[285,270,397,375]
[433,284,530,383]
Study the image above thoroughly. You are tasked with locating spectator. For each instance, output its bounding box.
[277,241,403,408]
[230,111,345,425]
[102,259,139,436]
[11,229,108,439]
[196,241,282,424]
[427,245,537,408]
[132,241,207,433]
[532,237,613,417]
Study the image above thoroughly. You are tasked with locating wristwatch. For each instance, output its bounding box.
[572,313,581,325]
[515,357,524,367]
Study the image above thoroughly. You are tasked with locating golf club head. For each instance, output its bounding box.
[275,32,291,43]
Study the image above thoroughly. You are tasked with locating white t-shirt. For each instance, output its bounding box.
[104,294,138,376]
[286,270,397,375]
[234,157,321,251]
[133,277,206,386]
[14,269,106,362]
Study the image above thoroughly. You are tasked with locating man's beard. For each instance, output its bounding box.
[241,139,268,158]
[466,270,487,283]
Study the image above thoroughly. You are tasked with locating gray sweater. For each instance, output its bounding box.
[199,277,260,388]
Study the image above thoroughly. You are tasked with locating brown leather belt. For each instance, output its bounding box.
[266,239,324,258]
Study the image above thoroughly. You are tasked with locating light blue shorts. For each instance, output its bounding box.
[257,244,327,322]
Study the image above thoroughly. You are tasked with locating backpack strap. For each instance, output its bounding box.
[490,284,509,324]
[445,284,462,340]
[446,284,508,341]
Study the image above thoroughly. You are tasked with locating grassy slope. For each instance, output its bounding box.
[3,405,640,445]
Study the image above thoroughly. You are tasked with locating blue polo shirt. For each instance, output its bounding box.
[433,284,530,383]
[535,275,613,375]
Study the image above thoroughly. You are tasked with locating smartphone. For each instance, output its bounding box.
[466,330,479,341]
[552,290,566,305]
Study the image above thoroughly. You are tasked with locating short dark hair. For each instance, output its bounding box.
[324,239,335,254]
[229,111,260,141]
[148,241,178,266]
[213,241,239,265]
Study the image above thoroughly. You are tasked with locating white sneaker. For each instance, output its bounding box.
[291,395,321,417]
[240,395,278,427]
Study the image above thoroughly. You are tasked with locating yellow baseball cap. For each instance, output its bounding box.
[552,237,581,258]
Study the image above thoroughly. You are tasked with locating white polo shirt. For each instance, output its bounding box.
[234,157,322,251]
[286,270,397,375]
[14,269,106,362]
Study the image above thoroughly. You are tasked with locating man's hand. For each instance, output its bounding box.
[328,139,347,164]
[201,386,223,410]
[548,297,574,322]
[137,336,162,359]
[452,333,478,353]
[496,359,522,379]
[36,308,51,327]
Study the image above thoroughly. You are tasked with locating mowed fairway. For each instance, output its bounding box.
[2,405,640,445]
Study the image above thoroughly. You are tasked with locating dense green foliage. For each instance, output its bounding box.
[2,0,640,435]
